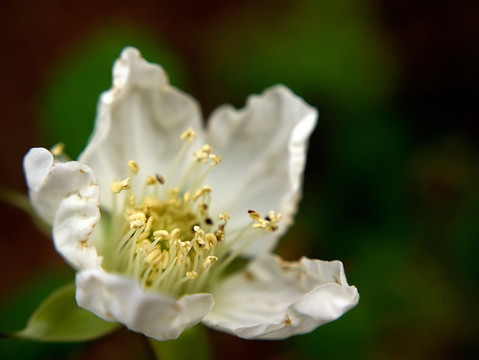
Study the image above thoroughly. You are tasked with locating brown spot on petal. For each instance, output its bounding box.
[284,315,292,326]
[244,270,255,281]
[279,258,296,272]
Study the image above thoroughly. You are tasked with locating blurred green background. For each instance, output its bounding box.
[0,0,478,359]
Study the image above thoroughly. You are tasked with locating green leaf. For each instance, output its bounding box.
[148,325,211,360]
[15,283,119,342]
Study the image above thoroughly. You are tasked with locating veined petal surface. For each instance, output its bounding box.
[202,254,358,340]
[76,269,215,341]
[206,86,317,255]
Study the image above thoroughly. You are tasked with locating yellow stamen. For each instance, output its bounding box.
[194,144,213,163]
[205,233,218,249]
[248,210,260,220]
[203,255,218,269]
[219,213,231,220]
[186,271,198,280]
[50,143,65,157]
[128,211,146,229]
[146,175,157,185]
[110,177,131,194]
[209,154,222,166]
[128,160,139,174]
[180,128,196,143]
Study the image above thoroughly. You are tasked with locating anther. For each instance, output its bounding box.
[128,160,139,174]
[129,195,136,206]
[219,213,230,220]
[156,173,165,184]
[209,154,222,166]
[191,223,200,233]
[168,188,179,197]
[110,177,131,194]
[194,144,213,163]
[146,175,157,185]
[146,247,162,264]
[265,210,281,232]
[186,271,198,280]
[195,237,206,250]
[159,250,169,269]
[50,143,65,157]
[139,216,155,240]
[144,216,155,233]
[180,128,196,143]
[248,210,260,220]
[215,224,225,241]
[193,186,212,201]
[203,255,218,269]
[128,212,147,229]
[199,203,208,215]
[170,228,181,241]
[153,230,170,241]
[205,233,218,249]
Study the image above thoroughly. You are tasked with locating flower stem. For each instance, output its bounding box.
[0,186,50,237]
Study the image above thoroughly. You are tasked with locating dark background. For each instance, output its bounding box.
[0,0,478,358]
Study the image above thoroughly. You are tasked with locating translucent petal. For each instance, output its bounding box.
[202,254,358,340]
[206,86,317,255]
[78,47,204,210]
[76,269,215,341]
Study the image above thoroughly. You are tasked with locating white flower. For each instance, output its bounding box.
[23,47,359,341]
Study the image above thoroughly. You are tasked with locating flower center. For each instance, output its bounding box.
[100,128,281,297]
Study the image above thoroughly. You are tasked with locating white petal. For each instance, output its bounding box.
[75,269,215,341]
[23,147,62,224]
[206,86,317,255]
[202,254,358,340]
[78,47,204,210]
[23,147,101,269]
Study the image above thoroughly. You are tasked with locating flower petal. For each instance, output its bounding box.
[23,147,101,269]
[78,47,204,210]
[202,254,358,340]
[75,269,215,341]
[206,86,317,255]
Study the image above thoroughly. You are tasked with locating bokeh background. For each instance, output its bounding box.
[1,0,478,359]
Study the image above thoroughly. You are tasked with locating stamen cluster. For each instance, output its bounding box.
[102,129,280,297]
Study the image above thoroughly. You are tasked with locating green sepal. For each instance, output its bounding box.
[14,283,120,342]
[148,325,211,360]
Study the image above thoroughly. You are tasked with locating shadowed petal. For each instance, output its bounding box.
[76,269,215,341]
[202,254,358,340]
[24,148,101,269]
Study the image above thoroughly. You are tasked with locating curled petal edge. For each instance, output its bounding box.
[23,148,101,269]
[75,269,215,341]
[202,254,359,340]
